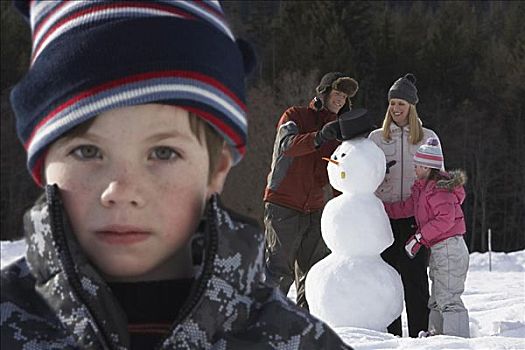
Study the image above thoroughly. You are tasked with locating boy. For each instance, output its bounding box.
[1,1,351,349]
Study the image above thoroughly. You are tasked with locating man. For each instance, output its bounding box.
[263,72,359,308]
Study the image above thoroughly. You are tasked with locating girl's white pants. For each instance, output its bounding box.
[428,235,470,338]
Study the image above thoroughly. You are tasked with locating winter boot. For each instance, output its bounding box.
[442,310,470,338]
[417,330,436,338]
[428,309,443,335]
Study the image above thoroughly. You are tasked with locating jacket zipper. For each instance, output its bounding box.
[49,185,220,349]
[305,111,325,212]
[47,185,113,350]
[154,196,220,349]
[305,110,335,212]
[400,127,404,200]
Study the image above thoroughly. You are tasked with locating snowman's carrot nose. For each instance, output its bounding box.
[322,157,339,165]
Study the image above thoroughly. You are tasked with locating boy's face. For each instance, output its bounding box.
[44,104,231,282]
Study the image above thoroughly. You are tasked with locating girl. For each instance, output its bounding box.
[383,138,470,338]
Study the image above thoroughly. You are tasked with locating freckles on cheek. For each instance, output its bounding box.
[57,174,93,194]
[162,186,205,240]
[46,162,87,187]
[161,178,206,209]
[60,181,94,207]
[58,184,94,236]
[159,181,202,205]
[47,164,94,196]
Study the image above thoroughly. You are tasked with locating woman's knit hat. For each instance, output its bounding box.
[10,0,256,186]
[388,73,418,105]
[413,138,443,169]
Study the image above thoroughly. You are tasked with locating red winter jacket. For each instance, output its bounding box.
[263,100,340,213]
[384,170,467,247]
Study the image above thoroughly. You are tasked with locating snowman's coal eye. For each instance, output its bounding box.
[341,153,346,158]
[334,155,338,160]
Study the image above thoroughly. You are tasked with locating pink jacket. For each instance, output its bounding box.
[383,170,467,247]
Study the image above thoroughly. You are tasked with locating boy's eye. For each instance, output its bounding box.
[71,145,101,159]
[150,146,179,161]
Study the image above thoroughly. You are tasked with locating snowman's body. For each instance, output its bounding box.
[305,138,403,331]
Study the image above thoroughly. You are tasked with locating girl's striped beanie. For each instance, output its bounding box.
[10,0,256,186]
[413,138,444,170]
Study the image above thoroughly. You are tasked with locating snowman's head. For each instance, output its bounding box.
[326,138,386,193]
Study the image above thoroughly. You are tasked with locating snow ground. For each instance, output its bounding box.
[292,250,525,349]
[2,240,524,349]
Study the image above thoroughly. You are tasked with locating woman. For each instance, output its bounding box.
[369,73,442,338]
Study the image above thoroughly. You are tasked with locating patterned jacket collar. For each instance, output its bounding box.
[23,184,265,348]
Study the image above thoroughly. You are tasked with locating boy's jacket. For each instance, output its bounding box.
[1,185,350,349]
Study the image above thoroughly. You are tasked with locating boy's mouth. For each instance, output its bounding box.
[95,225,150,245]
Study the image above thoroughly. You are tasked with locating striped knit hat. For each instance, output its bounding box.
[413,138,444,169]
[10,0,256,186]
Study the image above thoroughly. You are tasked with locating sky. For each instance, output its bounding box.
[2,240,524,349]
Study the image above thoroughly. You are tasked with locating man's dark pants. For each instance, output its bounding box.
[382,217,430,337]
[263,202,330,309]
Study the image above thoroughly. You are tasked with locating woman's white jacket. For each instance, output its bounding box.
[369,122,441,203]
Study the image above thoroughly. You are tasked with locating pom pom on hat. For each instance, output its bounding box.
[10,0,256,186]
[426,137,439,147]
[414,138,443,170]
[405,73,417,85]
[388,73,419,105]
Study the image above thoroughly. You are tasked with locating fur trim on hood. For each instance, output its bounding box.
[436,170,467,191]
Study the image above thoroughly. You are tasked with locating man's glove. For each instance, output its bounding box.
[405,233,423,259]
[314,120,341,148]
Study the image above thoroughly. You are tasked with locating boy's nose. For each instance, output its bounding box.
[100,180,145,208]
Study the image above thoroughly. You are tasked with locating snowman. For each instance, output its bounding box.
[305,108,403,332]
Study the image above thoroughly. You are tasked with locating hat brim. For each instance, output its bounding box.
[337,108,376,141]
